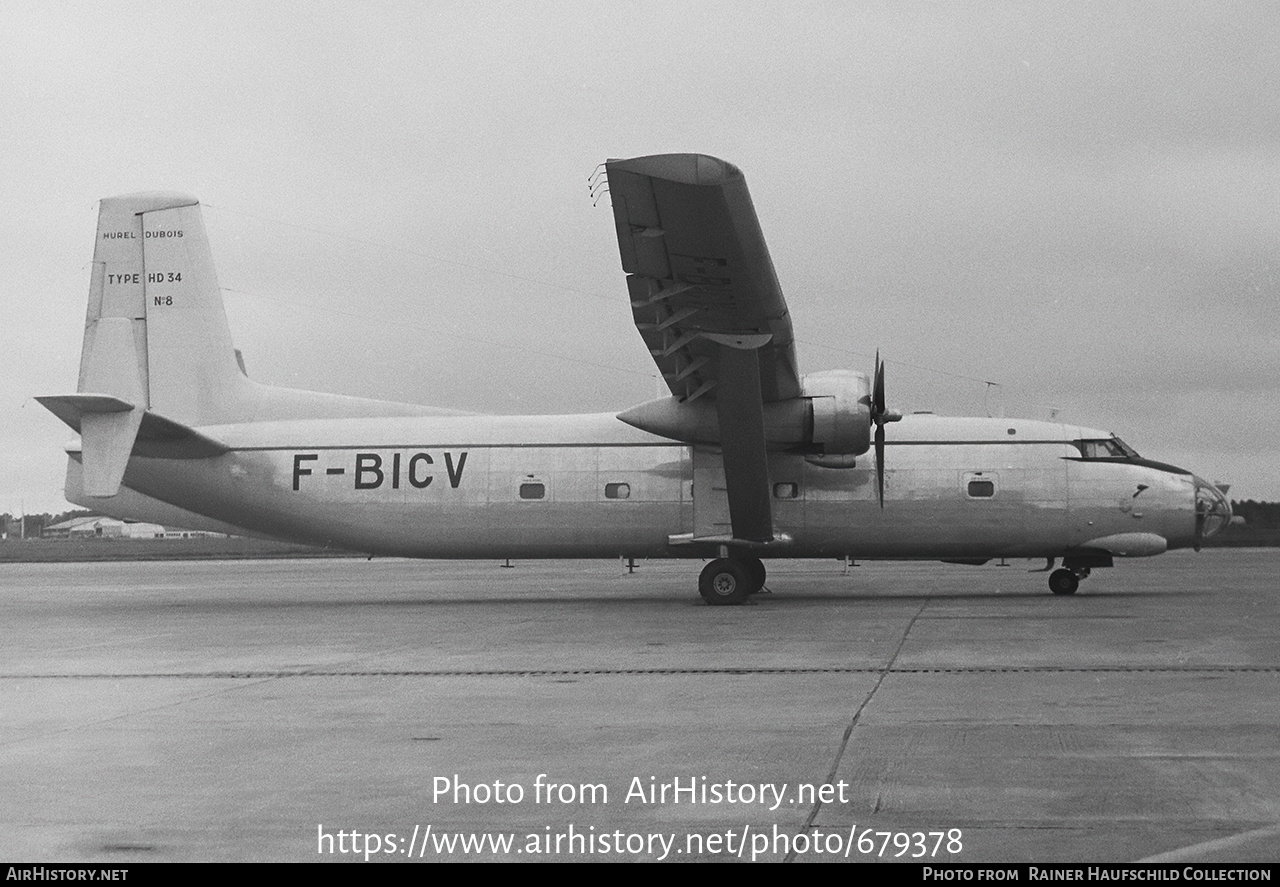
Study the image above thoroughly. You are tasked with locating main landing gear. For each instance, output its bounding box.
[698,557,766,605]
[1048,567,1090,595]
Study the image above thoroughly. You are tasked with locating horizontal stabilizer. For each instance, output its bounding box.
[37,393,230,497]
[35,393,134,429]
[37,393,140,497]
[38,393,229,458]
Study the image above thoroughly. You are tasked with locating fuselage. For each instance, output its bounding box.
[68,410,1223,561]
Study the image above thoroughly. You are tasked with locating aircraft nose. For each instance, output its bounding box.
[1192,476,1232,550]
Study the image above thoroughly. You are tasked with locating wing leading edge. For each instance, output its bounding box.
[605,154,800,544]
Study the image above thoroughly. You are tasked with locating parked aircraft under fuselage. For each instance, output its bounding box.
[39,154,1232,604]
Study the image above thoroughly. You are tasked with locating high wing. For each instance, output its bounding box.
[605,154,800,544]
[605,154,800,403]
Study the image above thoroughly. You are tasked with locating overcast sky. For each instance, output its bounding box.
[3,2,1278,514]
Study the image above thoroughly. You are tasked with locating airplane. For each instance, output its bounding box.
[38,153,1232,604]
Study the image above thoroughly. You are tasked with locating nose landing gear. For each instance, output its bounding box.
[1048,566,1091,595]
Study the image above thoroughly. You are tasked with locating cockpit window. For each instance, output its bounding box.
[1080,440,1121,458]
[1075,437,1140,459]
[1112,437,1139,458]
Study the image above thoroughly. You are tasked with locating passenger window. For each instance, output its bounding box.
[967,480,995,497]
[966,474,996,498]
[518,482,545,500]
[773,482,799,499]
[604,482,630,499]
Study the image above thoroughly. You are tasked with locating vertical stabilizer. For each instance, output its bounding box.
[80,195,161,407]
[61,193,246,495]
[49,192,436,498]
[80,193,246,426]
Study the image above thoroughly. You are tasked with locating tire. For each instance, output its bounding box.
[743,557,766,592]
[1048,568,1079,595]
[699,558,753,605]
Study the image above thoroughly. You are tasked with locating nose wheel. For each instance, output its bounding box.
[1048,567,1089,595]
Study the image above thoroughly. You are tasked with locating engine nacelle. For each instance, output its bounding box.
[800,369,871,457]
[616,368,872,459]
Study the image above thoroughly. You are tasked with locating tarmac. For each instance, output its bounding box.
[1,549,1277,863]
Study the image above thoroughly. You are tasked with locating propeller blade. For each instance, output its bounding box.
[873,350,885,417]
[875,422,885,509]
[872,350,887,508]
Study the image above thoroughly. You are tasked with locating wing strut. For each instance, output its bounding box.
[712,343,774,542]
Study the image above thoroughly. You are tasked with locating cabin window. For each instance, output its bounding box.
[604,482,630,499]
[773,482,799,499]
[967,480,995,498]
[964,472,996,498]
[518,482,545,500]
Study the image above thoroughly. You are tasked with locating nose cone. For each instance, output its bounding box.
[1193,477,1232,549]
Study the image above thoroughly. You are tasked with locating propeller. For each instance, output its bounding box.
[870,351,901,508]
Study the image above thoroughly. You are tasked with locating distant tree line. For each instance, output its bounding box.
[1230,500,1280,529]
[1,509,96,539]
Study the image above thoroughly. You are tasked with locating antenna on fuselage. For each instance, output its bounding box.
[983,380,1003,418]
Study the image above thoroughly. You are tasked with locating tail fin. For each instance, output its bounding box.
[82,192,246,426]
[40,193,243,496]
[46,192,442,496]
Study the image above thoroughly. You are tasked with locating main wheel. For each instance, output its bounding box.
[743,557,766,592]
[699,558,754,605]
[1048,568,1079,595]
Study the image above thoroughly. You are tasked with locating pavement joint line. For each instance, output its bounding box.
[0,673,283,749]
[786,598,932,862]
[4,665,1280,678]
[1137,822,1280,862]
